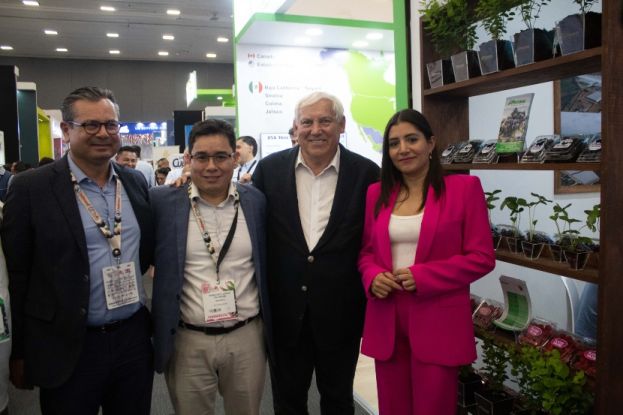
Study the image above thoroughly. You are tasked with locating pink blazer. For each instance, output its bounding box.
[358,174,495,366]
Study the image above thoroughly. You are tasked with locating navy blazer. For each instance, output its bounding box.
[0,155,153,388]
[150,182,273,373]
[252,144,379,350]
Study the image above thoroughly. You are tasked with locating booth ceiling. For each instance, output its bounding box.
[0,0,234,63]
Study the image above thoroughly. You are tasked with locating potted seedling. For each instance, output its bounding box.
[562,204,600,270]
[519,192,552,260]
[474,335,515,415]
[420,0,477,87]
[500,196,525,253]
[511,347,593,415]
[485,189,503,249]
[548,202,572,261]
[556,0,601,55]
[514,0,554,66]
[475,0,517,74]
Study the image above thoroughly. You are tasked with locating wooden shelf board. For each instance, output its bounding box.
[443,162,600,171]
[423,48,602,98]
[495,249,598,284]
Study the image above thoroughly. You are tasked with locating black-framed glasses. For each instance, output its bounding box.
[190,152,234,165]
[67,120,121,134]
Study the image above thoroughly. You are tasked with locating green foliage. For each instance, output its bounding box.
[511,347,593,415]
[484,189,502,226]
[517,192,552,242]
[420,0,477,57]
[549,202,572,243]
[475,0,517,40]
[573,0,598,15]
[500,196,525,237]
[480,334,510,392]
[558,204,600,252]
[517,0,552,29]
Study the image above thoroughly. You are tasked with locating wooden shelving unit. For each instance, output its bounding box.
[443,162,600,171]
[494,250,598,284]
[418,2,622,413]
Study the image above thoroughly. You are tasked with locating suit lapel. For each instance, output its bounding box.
[284,148,309,251]
[175,184,191,279]
[415,185,440,263]
[237,184,258,251]
[51,156,88,263]
[378,190,398,271]
[314,146,353,251]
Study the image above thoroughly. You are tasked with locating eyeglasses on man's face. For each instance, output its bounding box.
[190,152,234,165]
[67,120,121,135]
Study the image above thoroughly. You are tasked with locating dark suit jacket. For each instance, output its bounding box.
[0,155,153,388]
[252,144,379,350]
[149,182,274,373]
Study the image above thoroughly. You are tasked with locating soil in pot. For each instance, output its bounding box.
[564,249,591,270]
[521,241,544,260]
[548,244,565,262]
[505,236,523,254]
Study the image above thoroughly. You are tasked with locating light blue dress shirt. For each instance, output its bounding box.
[68,155,145,325]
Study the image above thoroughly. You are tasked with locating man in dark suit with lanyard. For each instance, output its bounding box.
[253,91,379,414]
[235,135,258,184]
[1,86,154,414]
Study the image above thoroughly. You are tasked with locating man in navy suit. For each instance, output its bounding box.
[1,86,154,414]
[253,92,379,415]
[150,119,272,415]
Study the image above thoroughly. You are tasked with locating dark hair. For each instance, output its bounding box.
[288,127,295,136]
[38,157,54,167]
[61,86,119,122]
[12,161,30,173]
[130,145,142,158]
[117,145,138,156]
[188,119,236,153]
[237,135,258,156]
[156,167,171,176]
[375,109,445,217]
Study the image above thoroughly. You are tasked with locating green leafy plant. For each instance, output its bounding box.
[517,0,552,29]
[500,196,525,237]
[475,0,517,40]
[485,189,502,227]
[511,346,593,415]
[549,202,572,244]
[518,192,552,242]
[479,334,510,393]
[561,204,600,252]
[420,0,477,57]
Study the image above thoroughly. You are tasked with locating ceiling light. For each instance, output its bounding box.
[217,37,229,43]
[352,40,369,48]
[22,1,39,6]
[109,50,120,54]
[158,51,169,56]
[217,96,223,101]
[106,33,119,38]
[162,34,175,40]
[366,32,383,40]
[100,6,116,12]
[166,9,181,16]
[0,45,14,51]
[294,37,311,45]
[305,28,323,36]
[44,30,58,36]
[206,53,217,58]
[56,48,68,52]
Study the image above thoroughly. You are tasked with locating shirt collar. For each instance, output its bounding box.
[189,181,237,207]
[240,157,256,169]
[296,146,340,175]
[67,153,117,184]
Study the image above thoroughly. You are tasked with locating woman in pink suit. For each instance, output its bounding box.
[358,109,495,415]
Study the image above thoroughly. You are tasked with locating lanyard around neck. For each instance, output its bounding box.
[70,171,122,262]
[188,184,240,282]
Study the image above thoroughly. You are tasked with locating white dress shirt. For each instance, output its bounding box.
[181,182,259,327]
[295,147,340,250]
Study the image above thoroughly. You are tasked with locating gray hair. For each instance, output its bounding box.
[294,91,344,122]
[61,86,119,121]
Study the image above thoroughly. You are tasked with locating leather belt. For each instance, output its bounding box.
[86,306,146,333]
[179,315,257,335]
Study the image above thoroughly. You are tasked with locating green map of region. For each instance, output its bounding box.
[343,51,396,152]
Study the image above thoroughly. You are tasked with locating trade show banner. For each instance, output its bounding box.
[236,44,396,164]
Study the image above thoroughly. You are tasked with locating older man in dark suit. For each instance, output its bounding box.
[253,91,379,415]
[1,86,154,415]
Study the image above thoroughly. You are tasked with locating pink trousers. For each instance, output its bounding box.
[375,292,459,415]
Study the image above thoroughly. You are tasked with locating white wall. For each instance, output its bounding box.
[285,0,393,22]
